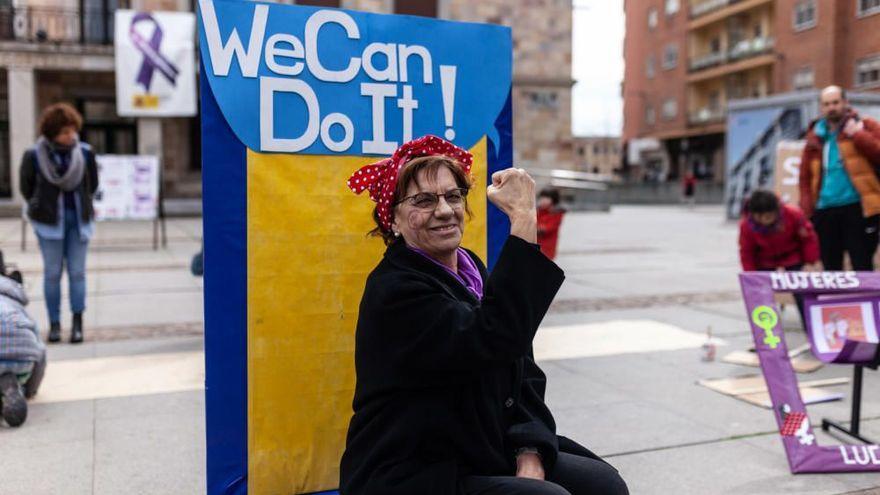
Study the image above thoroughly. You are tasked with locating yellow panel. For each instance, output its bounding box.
[247,138,488,494]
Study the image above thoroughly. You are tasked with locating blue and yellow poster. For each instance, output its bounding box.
[197,1,512,493]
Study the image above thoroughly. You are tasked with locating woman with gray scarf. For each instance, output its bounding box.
[19,103,99,344]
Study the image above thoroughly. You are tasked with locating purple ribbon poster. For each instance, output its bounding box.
[740,271,880,473]
[114,10,196,117]
[130,12,181,91]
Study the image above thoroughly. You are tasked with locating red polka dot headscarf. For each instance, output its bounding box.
[347,135,473,231]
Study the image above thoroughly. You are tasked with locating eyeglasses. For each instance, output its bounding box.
[396,188,469,210]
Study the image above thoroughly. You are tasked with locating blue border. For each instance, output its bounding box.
[486,90,513,270]
[201,68,511,495]
[202,64,249,495]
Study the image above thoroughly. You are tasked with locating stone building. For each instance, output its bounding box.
[344,0,575,172]
[0,0,200,203]
[622,0,880,185]
[0,0,573,205]
[572,135,622,176]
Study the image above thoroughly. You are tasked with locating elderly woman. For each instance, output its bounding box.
[340,136,628,495]
[19,103,99,344]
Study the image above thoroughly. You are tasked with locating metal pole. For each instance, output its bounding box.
[851,365,863,436]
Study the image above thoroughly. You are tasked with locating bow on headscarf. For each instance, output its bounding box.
[347,135,474,231]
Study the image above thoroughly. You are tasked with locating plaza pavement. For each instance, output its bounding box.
[0,206,878,494]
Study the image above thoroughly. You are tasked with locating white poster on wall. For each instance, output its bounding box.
[115,10,196,117]
[94,155,160,221]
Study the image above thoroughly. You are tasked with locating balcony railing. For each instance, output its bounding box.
[688,36,774,72]
[728,36,774,61]
[689,107,727,125]
[690,51,727,71]
[690,0,739,18]
[0,6,115,45]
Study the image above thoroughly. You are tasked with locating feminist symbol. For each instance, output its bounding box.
[129,12,180,92]
[751,305,781,349]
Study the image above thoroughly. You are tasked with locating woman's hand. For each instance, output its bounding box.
[487,168,537,243]
[515,452,545,481]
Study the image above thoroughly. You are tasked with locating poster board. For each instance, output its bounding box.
[115,10,197,117]
[93,155,161,221]
[739,272,880,473]
[804,293,880,364]
[773,140,805,206]
[197,1,513,493]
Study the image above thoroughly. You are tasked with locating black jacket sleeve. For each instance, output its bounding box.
[369,236,564,375]
[506,352,559,469]
[85,149,99,195]
[19,150,35,201]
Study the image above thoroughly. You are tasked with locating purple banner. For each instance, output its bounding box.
[740,271,880,473]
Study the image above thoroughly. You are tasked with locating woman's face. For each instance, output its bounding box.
[53,126,78,147]
[393,166,465,258]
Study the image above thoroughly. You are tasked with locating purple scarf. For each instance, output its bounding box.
[409,246,484,300]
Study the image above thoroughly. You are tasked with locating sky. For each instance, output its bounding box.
[571,0,625,137]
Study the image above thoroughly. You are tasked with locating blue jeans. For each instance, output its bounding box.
[36,209,89,324]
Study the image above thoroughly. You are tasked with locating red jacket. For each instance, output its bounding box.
[739,204,820,271]
[537,207,564,260]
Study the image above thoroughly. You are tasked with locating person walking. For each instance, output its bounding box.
[19,103,99,344]
[799,86,880,271]
[682,173,697,207]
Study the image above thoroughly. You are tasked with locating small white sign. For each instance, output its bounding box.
[94,155,160,221]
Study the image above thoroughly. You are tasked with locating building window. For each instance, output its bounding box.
[527,90,559,110]
[394,0,437,18]
[858,0,880,17]
[648,7,658,29]
[662,98,678,120]
[856,55,880,88]
[793,0,817,31]
[646,55,656,79]
[646,105,656,126]
[665,0,680,15]
[793,67,815,90]
[662,43,679,70]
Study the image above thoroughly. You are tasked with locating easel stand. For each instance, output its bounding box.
[821,365,876,444]
[152,171,168,251]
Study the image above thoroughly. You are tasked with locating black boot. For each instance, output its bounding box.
[70,313,83,344]
[47,322,61,343]
[0,372,27,427]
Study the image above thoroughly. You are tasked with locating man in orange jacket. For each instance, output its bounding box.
[799,86,880,270]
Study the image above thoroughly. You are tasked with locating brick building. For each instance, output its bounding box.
[622,0,880,184]
[0,0,573,204]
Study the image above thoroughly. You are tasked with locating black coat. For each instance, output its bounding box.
[19,145,99,225]
[340,236,602,495]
